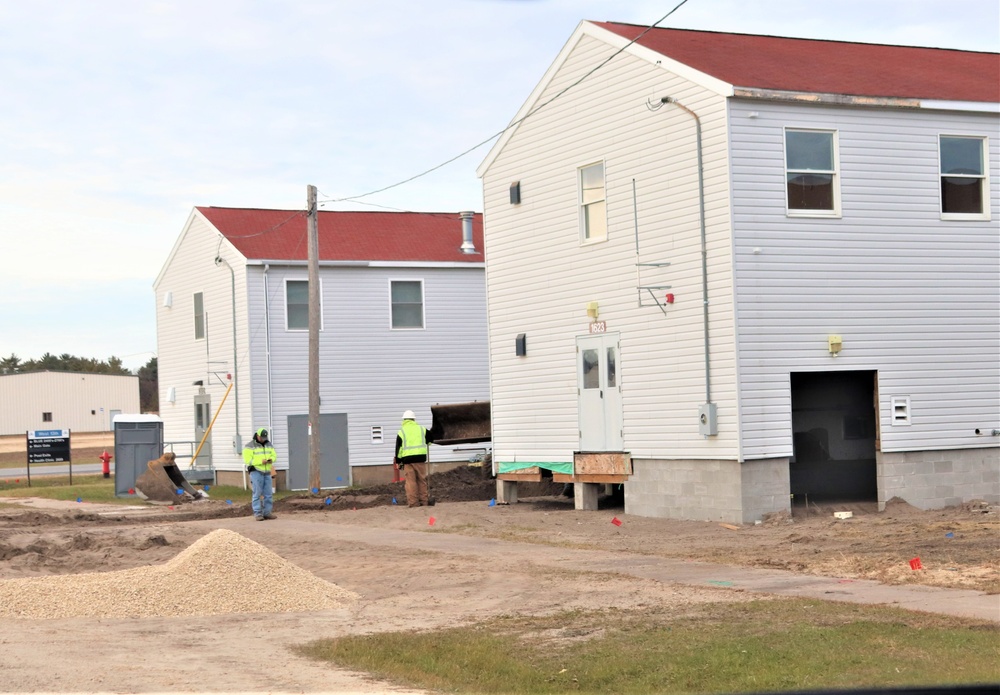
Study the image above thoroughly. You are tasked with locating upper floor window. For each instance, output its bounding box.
[579,161,607,242]
[193,292,205,340]
[286,279,321,331]
[785,129,840,216]
[391,280,424,329]
[940,136,989,219]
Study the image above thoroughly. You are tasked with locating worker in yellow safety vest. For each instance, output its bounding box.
[394,411,437,507]
[243,427,278,521]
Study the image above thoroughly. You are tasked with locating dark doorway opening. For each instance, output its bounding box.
[790,370,877,505]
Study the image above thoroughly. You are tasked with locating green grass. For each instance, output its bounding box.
[0,476,293,506]
[296,600,999,694]
[0,474,132,504]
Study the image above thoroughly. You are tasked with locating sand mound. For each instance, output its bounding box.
[0,529,358,620]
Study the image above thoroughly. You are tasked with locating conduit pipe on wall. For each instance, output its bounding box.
[214,253,242,470]
[660,96,712,407]
[263,264,273,443]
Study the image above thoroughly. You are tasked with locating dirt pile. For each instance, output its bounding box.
[277,463,565,511]
[0,528,358,619]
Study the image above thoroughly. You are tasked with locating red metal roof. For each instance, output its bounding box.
[197,207,483,263]
[594,22,999,103]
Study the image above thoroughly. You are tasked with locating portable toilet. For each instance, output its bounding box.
[113,414,164,497]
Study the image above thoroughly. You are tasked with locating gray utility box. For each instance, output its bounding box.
[113,415,164,497]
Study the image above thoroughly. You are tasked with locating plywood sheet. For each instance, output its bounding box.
[573,451,632,475]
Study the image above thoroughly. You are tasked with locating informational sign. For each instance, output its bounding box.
[589,321,607,334]
[27,429,71,463]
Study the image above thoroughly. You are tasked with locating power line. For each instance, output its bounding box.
[316,192,468,221]
[221,211,306,239]
[318,1,691,206]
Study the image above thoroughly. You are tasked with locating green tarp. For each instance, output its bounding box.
[498,461,573,475]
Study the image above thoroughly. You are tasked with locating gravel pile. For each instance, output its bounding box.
[0,529,358,620]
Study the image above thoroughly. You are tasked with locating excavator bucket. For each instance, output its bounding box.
[134,453,206,503]
[430,401,491,444]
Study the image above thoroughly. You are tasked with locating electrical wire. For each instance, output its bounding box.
[318,1,691,206]
[221,210,306,239]
[316,191,467,221]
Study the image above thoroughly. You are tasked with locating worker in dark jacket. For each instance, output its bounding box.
[394,410,437,507]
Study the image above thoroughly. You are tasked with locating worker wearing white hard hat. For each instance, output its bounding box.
[394,410,436,507]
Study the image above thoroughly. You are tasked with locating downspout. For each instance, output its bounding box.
[263,264,273,441]
[661,97,713,409]
[214,254,242,469]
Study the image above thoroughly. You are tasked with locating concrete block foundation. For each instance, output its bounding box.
[877,447,1000,510]
[625,458,789,524]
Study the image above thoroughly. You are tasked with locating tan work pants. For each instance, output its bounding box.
[403,462,429,507]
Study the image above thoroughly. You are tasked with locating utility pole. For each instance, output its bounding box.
[307,185,321,492]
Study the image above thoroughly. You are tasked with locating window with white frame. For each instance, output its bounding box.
[285,279,317,331]
[193,292,205,340]
[391,280,424,329]
[940,135,988,218]
[785,129,839,215]
[579,161,607,242]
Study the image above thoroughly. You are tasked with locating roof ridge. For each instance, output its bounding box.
[596,20,998,55]
[197,206,480,216]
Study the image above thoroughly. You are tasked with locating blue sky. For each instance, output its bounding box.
[1,0,997,372]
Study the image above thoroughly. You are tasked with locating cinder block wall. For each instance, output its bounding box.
[625,458,745,523]
[877,448,1000,510]
[741,458,791,522]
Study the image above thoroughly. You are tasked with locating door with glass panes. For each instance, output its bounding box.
[193,388,212,467]
[577,333,622,451]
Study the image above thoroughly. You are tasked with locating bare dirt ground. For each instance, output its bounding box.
[0,465,996,694]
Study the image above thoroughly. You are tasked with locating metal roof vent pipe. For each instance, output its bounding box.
[459,211,477,254]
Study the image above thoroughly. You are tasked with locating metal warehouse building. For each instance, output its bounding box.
[0,371,140,435]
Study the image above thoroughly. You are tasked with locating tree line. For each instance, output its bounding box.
[1,353,159,413]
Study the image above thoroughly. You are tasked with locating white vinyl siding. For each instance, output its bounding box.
[729,100,1000,458]
[481,32,738,468]
[154,211,251,470]
[156,210,488,474]
[246,264,488,469]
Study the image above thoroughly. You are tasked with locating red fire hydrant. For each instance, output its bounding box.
[99,450,112,479]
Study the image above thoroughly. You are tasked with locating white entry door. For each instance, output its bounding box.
[577,333,623,452]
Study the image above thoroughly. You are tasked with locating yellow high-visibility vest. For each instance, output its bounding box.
[243,443,277,472]
[397,420,428,458]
